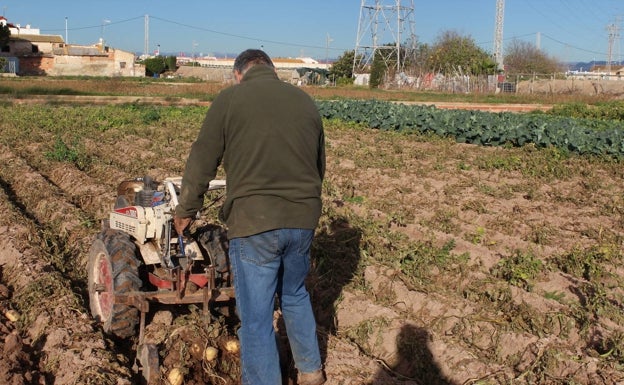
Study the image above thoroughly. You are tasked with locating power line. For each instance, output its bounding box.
[555,0,601,34]
[479,32,609,60]
[40,15,144,33]
[34,8,619,61]
[37,13,349,53]
[581,0,617,21]
[578,0,610,27]
[522,0,573,35]
[504,0,617,60]
[478,32,537,47]
[541,33,606,56]
[149,15,346,52]
[522,0,602,39]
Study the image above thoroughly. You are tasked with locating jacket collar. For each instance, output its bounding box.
[241,65,279,82]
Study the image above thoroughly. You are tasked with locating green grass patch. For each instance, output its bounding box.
[491,250,543,291]
[549,245,622,282]
[45,137,92,171]
[399,239,469,288]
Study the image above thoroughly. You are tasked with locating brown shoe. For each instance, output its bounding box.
[297,369,325,385]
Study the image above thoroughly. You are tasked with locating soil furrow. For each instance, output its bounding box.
[0,185,134,385]
[0,145,88,255]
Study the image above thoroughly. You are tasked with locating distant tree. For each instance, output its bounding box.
[504,39,563,75]
[143,56,167,77]
[0,23,10,50]
[367,43,419,87]
[329,50,356,83]
[0,57,6,73]
[369,47,394,88]
[427,30,497,75]
[410,43,433,75]
[164,55,177,72]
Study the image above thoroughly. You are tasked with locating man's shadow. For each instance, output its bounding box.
[309,215,362,335]
[278,215,361,384]
[280,215,453,384]
[371,324,455,385]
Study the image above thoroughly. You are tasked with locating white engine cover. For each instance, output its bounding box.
[109,204,171,244]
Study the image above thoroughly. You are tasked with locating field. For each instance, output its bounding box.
[0,78,623,385]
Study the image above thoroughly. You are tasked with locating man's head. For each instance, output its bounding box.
[233,49,275,82]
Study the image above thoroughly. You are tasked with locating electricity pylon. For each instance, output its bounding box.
[352,0,416,76]
[606,17,621,74]
[493,0,505,71]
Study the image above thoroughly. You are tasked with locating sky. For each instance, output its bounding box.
[1,1,622,64]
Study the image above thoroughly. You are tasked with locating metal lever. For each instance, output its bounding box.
[178,235,185,257]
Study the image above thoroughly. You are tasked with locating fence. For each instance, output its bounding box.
[383,72,500,93]
[0,56,18,74]
[379,72,614,94]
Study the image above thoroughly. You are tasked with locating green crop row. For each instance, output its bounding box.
[316,99,624,158]
[548,101,624,121]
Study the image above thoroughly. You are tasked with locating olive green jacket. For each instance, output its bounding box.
[176,65,325,238]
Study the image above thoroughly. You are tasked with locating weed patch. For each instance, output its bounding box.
[399,239,469,289]
[12,272,80,331]
[45,137,92,171]
[344,316,391,355]
[549,245,622,282]
[491,250,543,291]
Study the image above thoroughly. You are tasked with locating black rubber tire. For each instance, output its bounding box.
[196,224,229,273]
[87,229,142,338]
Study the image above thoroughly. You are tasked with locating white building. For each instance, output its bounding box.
[1,16,141,77]
[177,55,329,70]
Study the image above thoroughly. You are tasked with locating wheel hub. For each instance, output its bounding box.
[94,253,114,319]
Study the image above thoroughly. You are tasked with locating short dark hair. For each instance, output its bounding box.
[233,49,274,73]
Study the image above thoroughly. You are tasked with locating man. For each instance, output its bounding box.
[174,49,326,385]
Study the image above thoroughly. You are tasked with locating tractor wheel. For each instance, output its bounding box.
[88,228,142,338]
[196,224,229,273]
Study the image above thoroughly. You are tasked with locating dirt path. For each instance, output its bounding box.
[400,101,552,112]
[0,94,551,113]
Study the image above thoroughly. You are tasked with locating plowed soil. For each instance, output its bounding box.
[0,79,623,385]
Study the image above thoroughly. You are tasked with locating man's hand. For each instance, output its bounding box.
[174,215,192,235]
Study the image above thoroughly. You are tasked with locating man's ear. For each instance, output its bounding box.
[233,70,243,83]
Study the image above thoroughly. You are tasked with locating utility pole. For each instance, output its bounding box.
[101,19,110,47]
[353,0,416,77]
[606,16,622,74]
[493,0,505,72]
[325,33,333,70]
[65,16,68,44]
[144,14,149,57]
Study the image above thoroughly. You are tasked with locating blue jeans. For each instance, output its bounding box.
[229,228,322,385]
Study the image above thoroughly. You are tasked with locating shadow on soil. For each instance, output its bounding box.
[310,216,362,335]
[371,324,456,385]
[307,216,456,385]
[278,215,362,384]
